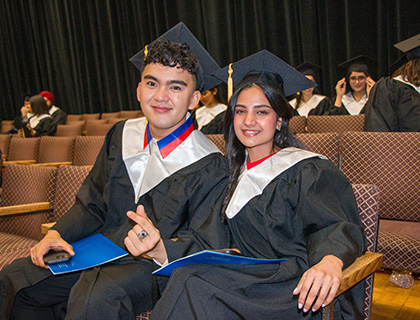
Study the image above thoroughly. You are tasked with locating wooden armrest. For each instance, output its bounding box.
[0,202,51,217]
[32,162,72,167]
[41,222,56,234]
[337,251,383,296]
[322,252,383,320]
[2,160,37,167]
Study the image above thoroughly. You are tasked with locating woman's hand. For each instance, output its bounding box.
[334,78,346,107]
[366,77,376,96]
[125,205,168,264]
[30,230,74,269]
[293,255,343,313]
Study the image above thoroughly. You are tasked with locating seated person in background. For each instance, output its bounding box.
[21,95,53,137]
[364,34,420,132]
[0,23,229,320]
[193,85,227,134]
[149,50,367,320]
[11,93,33,134]
[288,62,332,117]
[40,91,67,133]
[329,55,376,115]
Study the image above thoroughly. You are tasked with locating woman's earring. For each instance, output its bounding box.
[276,125,281,131]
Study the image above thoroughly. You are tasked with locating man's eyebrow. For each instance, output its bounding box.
[143,75,187,87]
[168,80,188,87]
[143,74,158,81]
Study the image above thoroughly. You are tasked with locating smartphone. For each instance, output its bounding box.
[212,249,242,256]
[43,250,72,265]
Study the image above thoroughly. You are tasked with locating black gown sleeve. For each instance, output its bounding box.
[34,117,54,136]
[200,111,226,134]
[308,97,333,116]
[295,160,367,268]
[364,77,420,132]
[51,123,122,241]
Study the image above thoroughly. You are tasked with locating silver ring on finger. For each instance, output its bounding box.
[138,230,148,240]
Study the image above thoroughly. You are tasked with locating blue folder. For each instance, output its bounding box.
[48,233,128,275]
[153,250,287,277]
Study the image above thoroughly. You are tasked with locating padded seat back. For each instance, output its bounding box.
[307,115,364,133]
[341,132,420,221]
[37,136,75,163]
[7,136,40,161]
[289,116,307,133]
[0,164,58,240]
[73,136,105,166]
[51,165,92,222]
[296,132,340,167]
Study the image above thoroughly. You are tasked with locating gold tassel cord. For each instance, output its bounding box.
[144,45,148,61]
[227,63,233,101]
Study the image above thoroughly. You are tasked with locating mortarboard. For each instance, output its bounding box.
[337,55,377,77]
[129,22,221,93]
[295,62,321,78]
[212,50,316,100]
[394,33,420,61]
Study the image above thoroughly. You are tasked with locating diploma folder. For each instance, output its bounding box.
[48,233,128,275]
[153,250,287,277]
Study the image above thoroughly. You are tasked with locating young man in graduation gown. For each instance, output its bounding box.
[39,91,67,134]
[364,34,420,132]
[0,23,230,320]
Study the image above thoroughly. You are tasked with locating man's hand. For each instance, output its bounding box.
[293,255,343,313]
[125,205,168,264]
[30,230,74,269]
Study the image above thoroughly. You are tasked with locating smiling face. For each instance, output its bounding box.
[233,86,281,162]
[137,63,200,140]
[348,71,367,93]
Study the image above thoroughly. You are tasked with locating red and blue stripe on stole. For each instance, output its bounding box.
[143,116,194,159]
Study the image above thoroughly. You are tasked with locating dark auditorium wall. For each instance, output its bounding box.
[1,0,419,120]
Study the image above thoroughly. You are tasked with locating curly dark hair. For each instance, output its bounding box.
[392,59,420,87]
[141,40,200,88]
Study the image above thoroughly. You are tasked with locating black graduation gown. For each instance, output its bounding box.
[364,77,420,132]
[200,110,226,134]
[33,117,54,137]
[290,95,333,116]
[307,97,333,115]
[151,153,366,320]
[0,120,230,319]
[50,107,67,134]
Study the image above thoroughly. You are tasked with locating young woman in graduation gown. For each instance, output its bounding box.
[23,95,54,137]
[329,56,376,115]
[288,63,332,116]
[150,51,367,320]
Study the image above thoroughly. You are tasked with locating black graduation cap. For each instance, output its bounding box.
[212,50,316,99]
[337,55,377,77]
[129,22,221,93]
[394,33,420,61]
[295,62,321,78]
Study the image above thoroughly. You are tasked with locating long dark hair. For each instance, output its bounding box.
[392,59,420,87]
[295,71,320,109]
[221,73,301,222]
[30,95,50,115]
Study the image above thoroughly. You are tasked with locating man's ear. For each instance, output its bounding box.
[136,82,141,102]
[188,90,201,110]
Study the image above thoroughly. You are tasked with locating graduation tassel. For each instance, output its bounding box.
[144,45,148,60]
[227,63,233,101]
